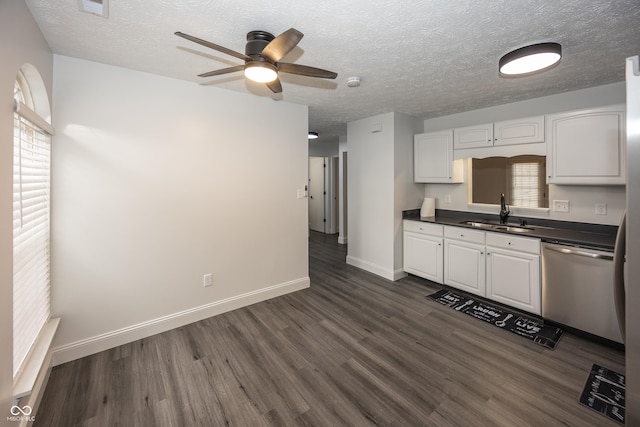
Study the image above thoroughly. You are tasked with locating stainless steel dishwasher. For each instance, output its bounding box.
[542,242,623,343]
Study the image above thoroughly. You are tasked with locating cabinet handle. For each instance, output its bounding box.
[480,251,484,255]
[460,234,464,237]
[508,242,512,245]
[487,252,491,255]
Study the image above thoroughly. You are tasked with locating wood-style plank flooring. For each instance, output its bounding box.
[34,231,624,426]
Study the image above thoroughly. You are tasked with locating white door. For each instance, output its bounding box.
[308,157,325,232]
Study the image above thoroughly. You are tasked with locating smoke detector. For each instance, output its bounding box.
[346,76,361,88]
[78,0,109,17]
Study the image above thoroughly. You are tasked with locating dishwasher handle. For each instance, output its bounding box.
[543,244,613,261]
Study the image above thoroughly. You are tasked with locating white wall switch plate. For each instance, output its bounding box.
[553,200,569,212]
[595,203,607,215]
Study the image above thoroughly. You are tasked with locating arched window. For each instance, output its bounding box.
[13,67,54,381]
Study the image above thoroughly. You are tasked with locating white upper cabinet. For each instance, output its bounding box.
[453,123,493,149]
[414,131,463,183]
[493,116,545,146]
[453,116,545,150]
[546,105,626,185]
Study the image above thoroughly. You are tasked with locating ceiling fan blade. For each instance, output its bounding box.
[278,62,337,79]
[198,65,245,78]
[261,28,303,63]
[175,31,251,62]
[266,77,283,94]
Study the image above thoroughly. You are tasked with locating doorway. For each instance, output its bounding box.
[308,156,339,234]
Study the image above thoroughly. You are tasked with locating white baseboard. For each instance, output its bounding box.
[338,235,347,245]
[346,255,396,281]
[52,277,310,366]
[393,269,408,281]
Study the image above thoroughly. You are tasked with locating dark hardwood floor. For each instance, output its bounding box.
[35,231,624,426]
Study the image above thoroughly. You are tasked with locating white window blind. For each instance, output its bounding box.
[511,161,541,208]
[13,100,52,378]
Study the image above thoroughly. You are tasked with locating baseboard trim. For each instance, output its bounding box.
[393,269,407,281]
[52,277,310,366]
[338,236,347,245]
[346,255,395,281]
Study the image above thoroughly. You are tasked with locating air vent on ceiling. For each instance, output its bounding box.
[78,0,109,18]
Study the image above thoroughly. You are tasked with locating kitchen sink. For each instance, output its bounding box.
[459,221,533,233]
[459,221,496,229]
[491,225,532,233]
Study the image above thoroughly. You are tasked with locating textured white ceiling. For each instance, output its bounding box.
[25,0,640,143]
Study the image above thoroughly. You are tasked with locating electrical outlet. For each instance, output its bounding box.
[595,203,607,215]
[203,273,212,287]
[553,200,569,212]
[445,194,452,204]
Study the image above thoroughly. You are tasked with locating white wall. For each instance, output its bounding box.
[393,113,425,272]
[423,82,626,225]
[347,112,423,280]
[50,56,310,364]
[338,138,348,244]
[0,1,53,420]
[347,113,396,278]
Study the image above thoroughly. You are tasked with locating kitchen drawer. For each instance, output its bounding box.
[444,226,485,244]
[403,220,443,236]
[486,232,540,255]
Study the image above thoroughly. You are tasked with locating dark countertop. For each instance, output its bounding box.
[403,209,618,251]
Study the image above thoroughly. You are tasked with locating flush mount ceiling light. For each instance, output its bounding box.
[499,42,562,77]
[244,62,278,83]
[308,131,319,139]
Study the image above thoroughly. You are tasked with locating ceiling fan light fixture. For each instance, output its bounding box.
[308,131,319,139]
[244,63,278,83]
[499,42,562,77]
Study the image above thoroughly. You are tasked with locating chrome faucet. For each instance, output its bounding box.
[500,193,510,224]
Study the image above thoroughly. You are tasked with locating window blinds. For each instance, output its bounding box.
[511,161,541,208]
[13,101,52,378]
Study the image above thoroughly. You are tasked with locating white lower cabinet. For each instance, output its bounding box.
[486,233,541,315]
[443,226,486,297]
[405,221,542,315]
[403,220,444,284]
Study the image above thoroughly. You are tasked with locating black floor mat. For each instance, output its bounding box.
[426,289,563,350]
[579,363,625,424]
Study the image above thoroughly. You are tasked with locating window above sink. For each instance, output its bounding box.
[471,155,549,209]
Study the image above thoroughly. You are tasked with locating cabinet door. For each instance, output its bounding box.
[403,232,443,284]
[453,123,493,149]
[493,116,544,146]
[486,247,540,315]
[444,239,485,296]
[546,105,625,185]
[414,131,462,183]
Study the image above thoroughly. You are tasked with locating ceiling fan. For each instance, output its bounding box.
[175,28,338,94]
